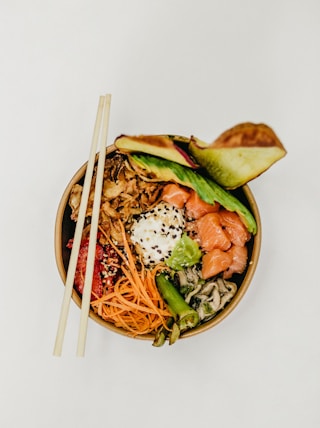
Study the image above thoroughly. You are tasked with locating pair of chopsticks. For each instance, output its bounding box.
[53,94,112,357]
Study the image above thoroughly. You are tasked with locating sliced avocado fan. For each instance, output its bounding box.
[130,153,257,234]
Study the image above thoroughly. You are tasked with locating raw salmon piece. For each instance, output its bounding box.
[196,213,231,252]
[161,183,190,209]
[202,248,233,279]
[219,209,251,247]
[223,245,248,279]
[185,190,220,220]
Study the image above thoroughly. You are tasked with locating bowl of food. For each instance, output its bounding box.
[55,124,285,346]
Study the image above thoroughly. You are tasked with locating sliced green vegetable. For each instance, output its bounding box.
[166,233,202,271]
[155,273,199,337]
[153,317,175,347]
[130,153,257,234]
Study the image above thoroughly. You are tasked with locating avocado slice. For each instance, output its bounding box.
[189,123,287,189]
[115,134,198,168]
[130,153,257,234]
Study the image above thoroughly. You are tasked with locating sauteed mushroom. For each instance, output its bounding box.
[175,267,238,322]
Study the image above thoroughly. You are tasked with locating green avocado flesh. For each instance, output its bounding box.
[189,135,287,189]
[131,153,257,234]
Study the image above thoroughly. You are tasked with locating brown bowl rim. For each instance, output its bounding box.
[54,145,261,341]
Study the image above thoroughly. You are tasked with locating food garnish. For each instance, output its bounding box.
[166,233,202,271]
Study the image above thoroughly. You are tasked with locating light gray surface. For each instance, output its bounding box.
[1,1,319,427]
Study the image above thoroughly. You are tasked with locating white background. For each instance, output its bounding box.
[1,1,319,427]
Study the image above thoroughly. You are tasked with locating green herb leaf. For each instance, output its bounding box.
[166,233,202,271]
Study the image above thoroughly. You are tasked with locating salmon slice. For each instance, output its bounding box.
[202,248,233,279]
[161,183,190,209]
[185,190,220,220]
[223,245,248,279]
[196,212,231,252]
[219,209,251,247]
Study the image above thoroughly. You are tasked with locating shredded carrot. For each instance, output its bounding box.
[91,222,171,336]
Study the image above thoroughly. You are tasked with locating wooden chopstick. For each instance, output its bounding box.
[53,94,111,356]
[76,95,111,356]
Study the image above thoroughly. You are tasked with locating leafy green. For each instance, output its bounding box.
[166,233,202,271]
